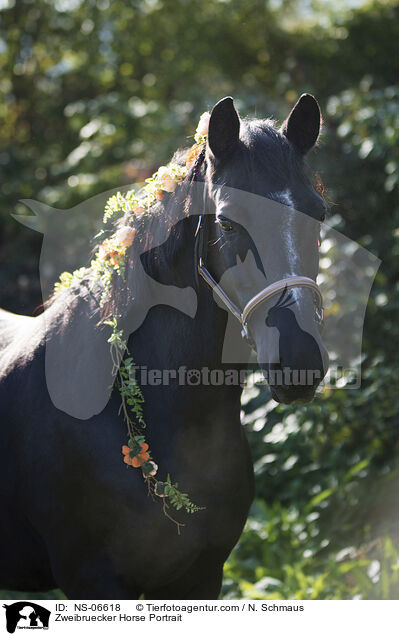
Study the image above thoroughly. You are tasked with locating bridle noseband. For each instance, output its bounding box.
[194,189,324,347]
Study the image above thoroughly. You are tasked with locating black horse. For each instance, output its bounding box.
[0,95,328,599]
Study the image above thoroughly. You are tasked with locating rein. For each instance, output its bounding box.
[194,184,324,347]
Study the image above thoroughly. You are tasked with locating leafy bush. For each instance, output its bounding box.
[222,75,399,599]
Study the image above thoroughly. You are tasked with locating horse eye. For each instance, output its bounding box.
[218,218,234,232]
[320,213,326,223]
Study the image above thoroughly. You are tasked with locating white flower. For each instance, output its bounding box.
[157,166,177,192]
[143,461,158,477]
[196,112,210,137]
[114,226,136,248]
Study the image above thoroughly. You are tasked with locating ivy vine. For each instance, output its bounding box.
[52,112,210,532]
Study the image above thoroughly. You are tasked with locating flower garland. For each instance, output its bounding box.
[53,111,210,532]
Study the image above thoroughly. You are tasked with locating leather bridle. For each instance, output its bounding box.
[194,185,324,347]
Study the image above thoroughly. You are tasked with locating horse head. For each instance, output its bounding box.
[202,95,329,403]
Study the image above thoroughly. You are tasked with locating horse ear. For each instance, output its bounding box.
[281,94,321,155]
[207,96,240,161]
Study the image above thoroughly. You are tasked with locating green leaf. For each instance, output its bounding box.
[306,489,334,511]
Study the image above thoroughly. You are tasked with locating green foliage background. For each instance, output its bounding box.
[0,0,398,600]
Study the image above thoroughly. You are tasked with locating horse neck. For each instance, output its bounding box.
[124,292,244,454]
[122,211,244,430]
[127,281,228,370]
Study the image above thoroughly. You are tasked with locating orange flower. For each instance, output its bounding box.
[157,166,178,193]
[155,190,164,200]
[98,239,127,267]
[98,240,111,261]
[122,442,150,468]
[185,143,201,169]
[133,206,146,216]
[114,226,136,248]
[109,249,125,267]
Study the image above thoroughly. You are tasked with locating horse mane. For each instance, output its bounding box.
[95,163,203,323]
[48,115,321,322]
